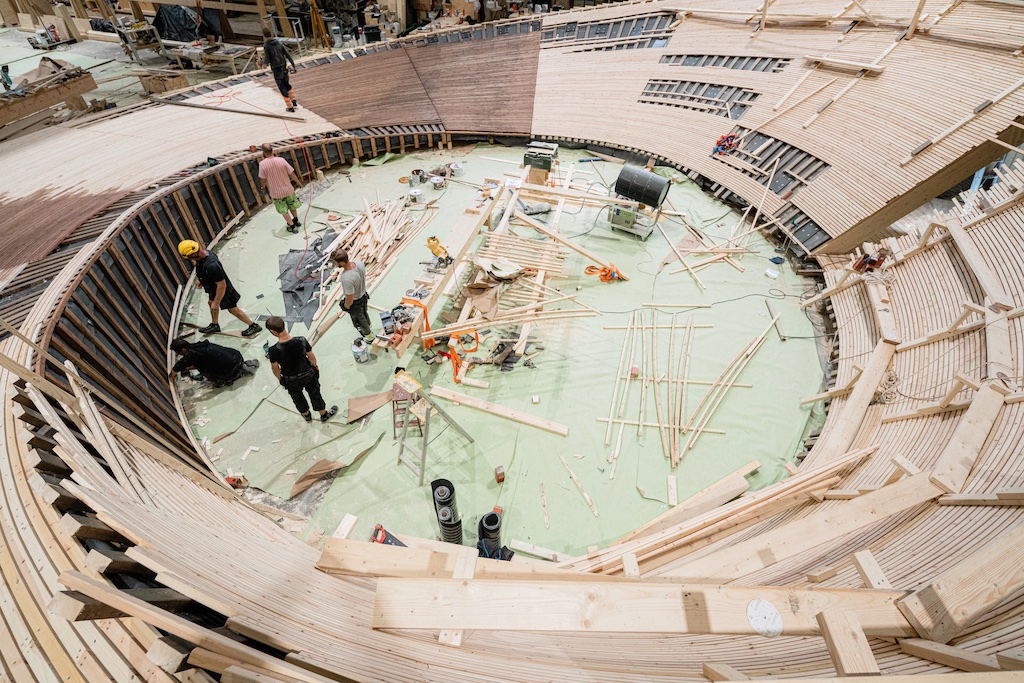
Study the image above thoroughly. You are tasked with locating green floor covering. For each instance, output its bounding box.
[176,145,824,556]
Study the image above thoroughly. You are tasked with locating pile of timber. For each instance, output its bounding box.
[312,197,436,326]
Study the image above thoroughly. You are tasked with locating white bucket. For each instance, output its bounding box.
[450,163,464,177]
[408,188,424,203]
[430,176,446,190]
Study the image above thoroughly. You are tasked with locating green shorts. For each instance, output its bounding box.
[273,193,301,214]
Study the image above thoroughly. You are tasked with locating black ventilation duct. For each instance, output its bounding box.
[614,165,670,208]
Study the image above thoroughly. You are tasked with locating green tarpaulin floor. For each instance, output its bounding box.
[176,144,824,556]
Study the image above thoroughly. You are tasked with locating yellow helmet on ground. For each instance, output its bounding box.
[177,240,200,258]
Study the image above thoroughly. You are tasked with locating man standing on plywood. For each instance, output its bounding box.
[178,240,263,337]
[258,143,302,233]
[330,248,374,343]
[261,27,298,112]
[266,316,338,423]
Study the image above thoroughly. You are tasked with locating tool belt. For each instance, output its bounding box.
[281,366,317,391]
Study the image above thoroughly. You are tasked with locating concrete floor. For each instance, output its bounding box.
[175,145,825,556]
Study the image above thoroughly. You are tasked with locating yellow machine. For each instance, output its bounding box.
[426,237,453,271]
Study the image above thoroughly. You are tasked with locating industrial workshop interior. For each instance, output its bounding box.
[4,0,1024,679]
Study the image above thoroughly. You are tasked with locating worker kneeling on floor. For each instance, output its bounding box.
[170,337,260,387]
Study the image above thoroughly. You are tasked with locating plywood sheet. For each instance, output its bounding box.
[290,50,441,129]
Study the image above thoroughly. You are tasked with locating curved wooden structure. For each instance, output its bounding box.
[4,0,1024,680]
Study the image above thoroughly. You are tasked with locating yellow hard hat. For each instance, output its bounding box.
[177,240,200,258]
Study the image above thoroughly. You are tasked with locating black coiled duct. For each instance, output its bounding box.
[437,506,463,545]
[477,511,502,543]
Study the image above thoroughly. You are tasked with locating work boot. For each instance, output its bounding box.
[362,332,376,343]
[198,323,220,334]
[286,223,299,233]
[302,412,313,422]
[291,98,298,108]
[241,322,262,338]
[286,106,295,113]
[321,405,338,423]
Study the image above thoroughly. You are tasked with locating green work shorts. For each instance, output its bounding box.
[273,193,301,214]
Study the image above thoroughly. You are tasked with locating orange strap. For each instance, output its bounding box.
[401,297,435,349]
[456,329,479,353]
[446,342,463,383]
[585,264,623,282]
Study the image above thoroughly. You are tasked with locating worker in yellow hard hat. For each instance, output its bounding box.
[177,240,262,337]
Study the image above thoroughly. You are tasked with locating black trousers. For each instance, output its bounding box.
[345,293,372,337]
[272,67,294,101]
[284,371,325,415]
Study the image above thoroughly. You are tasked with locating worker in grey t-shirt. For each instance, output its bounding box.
[330,248,373,341]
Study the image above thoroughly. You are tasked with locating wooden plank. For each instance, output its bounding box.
[664,474,942,583]
[817,610,879,676]
[898,523,1024,643]
[316,538,614,581]
[945,221,1013,310]
[56,571,339,683]
[865,282,900,343]
[372,579,916,636]
[702,661,750,680]
[513,211,629,281]
[804,55,886,72]
[852,550,892,590]
[616,461,759,544]
[429,385,569,437]
[50,588,190,621]
[929,381,1010,494]
[223,666,296,683]
[997,649,1024,670]
[147,635,194,674]
[937,494,1024,506]
[900,639,1001,672]
[811,340,896,462]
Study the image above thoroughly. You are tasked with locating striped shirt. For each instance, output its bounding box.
[258,156,295,199]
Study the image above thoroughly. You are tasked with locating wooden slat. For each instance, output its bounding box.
[372,579,917,636]
[816,609,880,676]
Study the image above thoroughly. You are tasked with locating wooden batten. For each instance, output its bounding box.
[816,609,880,676]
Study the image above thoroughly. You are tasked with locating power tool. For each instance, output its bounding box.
[424,237,453,272]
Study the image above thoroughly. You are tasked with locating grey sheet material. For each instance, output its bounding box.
[277,230,336,329]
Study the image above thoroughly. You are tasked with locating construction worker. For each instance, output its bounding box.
[258,143,302,233]
[169,337,259,387]
[265,316,338,423]
[177,240,262,337]
[261,27,297,112]
[330,248,374,342]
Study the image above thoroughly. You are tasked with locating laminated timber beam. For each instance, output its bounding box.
[898,522,1024,643]
[372,579,917,636]
[662,474,942,583]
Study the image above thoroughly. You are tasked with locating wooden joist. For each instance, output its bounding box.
[50,588,191,621]
[816,610,880,676]
[794,339,895,463]
[929,381,1010,494]
[898,522,1024,643]
[372,579,917,636]
[513,211,629,281]
[429,385,569,436]
[702,661,750,680]
[899,639,1001,672]
[944,221,1013,310]
[852,550,892,590]
[56,571,338,683]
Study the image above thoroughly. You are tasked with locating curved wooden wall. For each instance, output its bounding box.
[4,2,1024,680]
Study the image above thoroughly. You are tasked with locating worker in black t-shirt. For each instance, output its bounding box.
[177,240,262,337]
[266,316,338,423]
[169,337,260,387]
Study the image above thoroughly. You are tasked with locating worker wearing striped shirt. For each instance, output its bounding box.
[258,143,302,232]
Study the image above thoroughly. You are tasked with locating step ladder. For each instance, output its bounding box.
[394,371,474,485]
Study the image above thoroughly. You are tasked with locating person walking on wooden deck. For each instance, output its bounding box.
[262,28,298,112]
[330,248,374,342]
[177,240,262,337]
[258,143,302,232]
[266,316,338,423]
